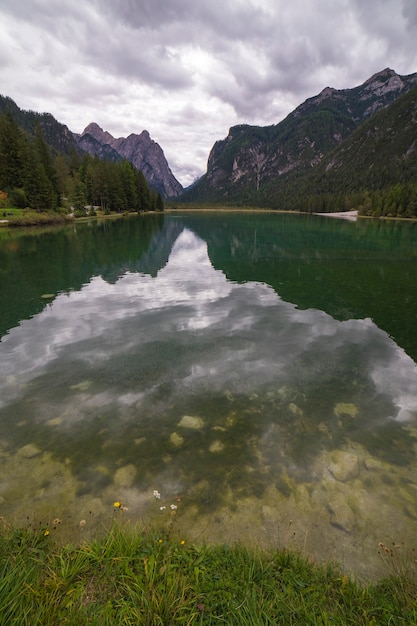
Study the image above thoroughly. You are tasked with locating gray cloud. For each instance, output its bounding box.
[0,0,416,186]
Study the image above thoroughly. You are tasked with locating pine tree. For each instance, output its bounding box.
[156,192,164,212]
[71,180,87,216]
[120,160,138,211]
[0,111,27,190]
[34,123,60,207]
[135,170,150,211]
[23,141,57,211]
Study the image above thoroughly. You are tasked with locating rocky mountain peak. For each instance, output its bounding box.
[364,67,397,84]
[82,122,114,145]
[83,121,103,134]
[76,124,183,198]
[361,67,409,98]
[318,86,336,98]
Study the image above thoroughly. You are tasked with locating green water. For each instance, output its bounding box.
[0,212,417,579]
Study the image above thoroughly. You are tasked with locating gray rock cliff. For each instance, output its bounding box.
[75,123,183,198]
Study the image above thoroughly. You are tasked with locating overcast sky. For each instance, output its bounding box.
[1,0,417,187]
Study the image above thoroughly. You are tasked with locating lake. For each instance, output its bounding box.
[1,211,417,580]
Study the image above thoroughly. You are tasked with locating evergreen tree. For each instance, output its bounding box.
[0,111,27,190]
[71,180,87,216]
[156,192,164,212]
[34,123,60,206]
[23,142,57,210]
[135,170,150,211]
[54,154,69,199]
[120,160,138,211]
[68,145,81,176]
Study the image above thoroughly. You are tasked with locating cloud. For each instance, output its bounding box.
[0,0,417,185]
[402,0,417,28]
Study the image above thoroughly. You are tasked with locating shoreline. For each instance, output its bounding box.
[313,210,358,220]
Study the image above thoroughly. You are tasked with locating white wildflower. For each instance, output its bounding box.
[170,504,178,510]
[153,490,161,499]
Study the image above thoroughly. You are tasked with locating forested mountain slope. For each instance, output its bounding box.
[181,68,417,217]
[0,96,181,199]
[0,99,163,214]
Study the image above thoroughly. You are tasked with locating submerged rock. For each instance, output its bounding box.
[209,440,224,453]
[46,417,63,427]
[328,495,356,533]
[328,450,359,482]
[334,403,358,418]
[114,464,136,488]
[178,415,204,429]
[17,443,42,459]
[289,403,303,416]
[261,504,280,525]
[70,380,92,392]
[170,432,184,447]
[363,456,386,471]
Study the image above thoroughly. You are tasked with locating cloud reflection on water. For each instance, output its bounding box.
[0,228,416,425]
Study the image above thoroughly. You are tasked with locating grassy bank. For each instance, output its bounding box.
[0,207,162,227]
[1,522,416,625]
[0,207,73,227]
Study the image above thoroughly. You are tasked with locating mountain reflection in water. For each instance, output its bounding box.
[0,214,416,580]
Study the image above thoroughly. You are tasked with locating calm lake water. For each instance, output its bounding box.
[1,211,417,580]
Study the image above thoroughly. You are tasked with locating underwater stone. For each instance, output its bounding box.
[209,440,224,453]
[334,403,358,418]
[114,464,136,488]
[363,456,386,471]
[261,504,280,524]
[70,380,92,391]
[328,450,359,482]
[170,432,184,447]
[289,403,303,416]
[46,417,63,427]
[317,421,331,435]
[178,415,204,429]
[17,443,42,459]
[328,496,355,533]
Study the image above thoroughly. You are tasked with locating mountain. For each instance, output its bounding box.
[181,68,417,208]
[0,95,78,156]
[0,96,183,199]
[75,123,183,199]
[75,127,121,163]
[311,84,417,195]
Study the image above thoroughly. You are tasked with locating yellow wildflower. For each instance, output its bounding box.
[44,529,50,537]
[113,501,122,508]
